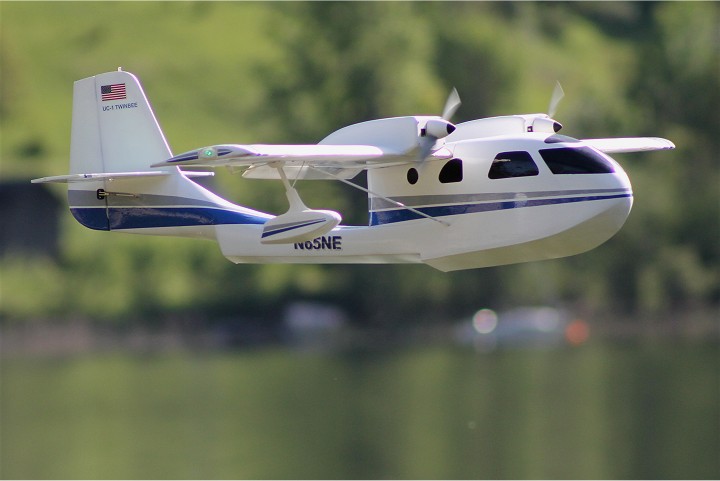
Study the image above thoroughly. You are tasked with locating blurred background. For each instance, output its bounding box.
[1,2,718,479]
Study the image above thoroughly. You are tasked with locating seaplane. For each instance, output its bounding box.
[33,70,674,271]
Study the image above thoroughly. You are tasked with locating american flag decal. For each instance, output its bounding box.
[101,83,127,101]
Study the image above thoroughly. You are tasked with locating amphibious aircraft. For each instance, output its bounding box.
[33,70,674,271]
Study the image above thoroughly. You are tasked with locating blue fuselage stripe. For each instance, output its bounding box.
[71,193,632,231]
[369,193,633,226]
[71,206,267,231]
[261,219,326,238]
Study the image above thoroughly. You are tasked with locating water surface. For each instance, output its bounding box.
[2,342,718,479]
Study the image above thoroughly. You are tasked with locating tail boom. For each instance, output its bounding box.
[34,70,270,237]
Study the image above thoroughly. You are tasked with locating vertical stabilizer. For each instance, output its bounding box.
[66,70,176,230]
[70,70,172,174]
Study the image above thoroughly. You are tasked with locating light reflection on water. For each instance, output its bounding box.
[1,342,718,479]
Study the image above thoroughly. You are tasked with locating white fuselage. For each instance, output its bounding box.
[37,70,667,273]
[210,134,633,271]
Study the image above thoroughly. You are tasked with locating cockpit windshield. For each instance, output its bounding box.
[539,147,615,174]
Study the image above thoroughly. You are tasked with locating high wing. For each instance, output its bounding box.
[152,144,395,168]
[582,137,675,154]
[150,115,457,180]
[31,170,213,184]
[150,143,426,180]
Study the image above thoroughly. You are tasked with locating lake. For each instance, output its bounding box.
[1,341,718,479]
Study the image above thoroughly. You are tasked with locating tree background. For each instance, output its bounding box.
[1,1,718,326]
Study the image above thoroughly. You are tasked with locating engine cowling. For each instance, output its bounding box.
[422,118,457,139]
[529,117,562,133]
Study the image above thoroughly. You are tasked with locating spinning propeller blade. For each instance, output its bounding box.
[548,81,565,119]
[442,87,462,121]
[417,87,462,162]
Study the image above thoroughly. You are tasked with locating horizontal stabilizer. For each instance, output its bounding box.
[31,170,213,184]
[583,137,675,154]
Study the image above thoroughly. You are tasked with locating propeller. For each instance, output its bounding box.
[442,87,462,121]
[547,81,564,119]
[528,81,564,133]
[417,87,462,162]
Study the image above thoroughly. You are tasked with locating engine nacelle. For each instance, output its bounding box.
[448,114,563,142]
[529,117,562,133]
[422,118,457,139]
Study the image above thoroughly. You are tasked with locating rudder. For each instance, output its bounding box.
[70,70,173,175]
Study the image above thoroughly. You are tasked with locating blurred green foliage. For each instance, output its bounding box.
[0,2,718,323]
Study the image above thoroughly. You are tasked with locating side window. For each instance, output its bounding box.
[439,158,463,184]
[539,147,616,174]
[488,151,539,179]
[407,168,419,185]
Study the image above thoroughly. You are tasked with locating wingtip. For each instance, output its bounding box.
[649,137,676,150]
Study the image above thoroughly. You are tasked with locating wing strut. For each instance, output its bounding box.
[312,167,450,227]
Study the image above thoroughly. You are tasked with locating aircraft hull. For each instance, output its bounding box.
[216,193,632,270]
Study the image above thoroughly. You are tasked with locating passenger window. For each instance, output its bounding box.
[439,158,463,184]
[488,151,539,179]
[540,147,615,174]
[407,168,419,185]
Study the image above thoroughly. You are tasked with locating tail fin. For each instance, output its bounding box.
[70,70,172,175]
[33,70,269,234]
[64,70,177,231]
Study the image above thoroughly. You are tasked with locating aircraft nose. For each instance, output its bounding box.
[610,156,633,204]
[594,156,634,235]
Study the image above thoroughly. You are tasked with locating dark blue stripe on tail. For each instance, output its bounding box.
[72,207,267,230]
